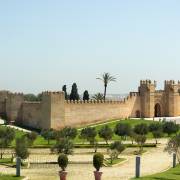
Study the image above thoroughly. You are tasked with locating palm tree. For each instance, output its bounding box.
[96,73,116,101]
[92,93,104,101]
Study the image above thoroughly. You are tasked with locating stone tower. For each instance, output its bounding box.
[164,80,180,117]
[139,80,156,118]
[41,91,65,129]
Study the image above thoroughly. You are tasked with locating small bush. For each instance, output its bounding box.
[58,153,68,171]
[93,153,104,171]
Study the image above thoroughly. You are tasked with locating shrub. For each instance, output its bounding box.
[114,123,132,140]
[15,136,29,160]
[51,138,74,155]
[149,123,162,132]
[58,153,68,171]
[98,125,113,144]
[80,127,97,144]
[108,141,125,164]
[41,129,56,144]
[134,123,149,135]
[93,153,104,171]
[56,127,77,140]
[165,134,180,163]
[25,132,38,146]
[134,134,147,154]
[162,121,179,136]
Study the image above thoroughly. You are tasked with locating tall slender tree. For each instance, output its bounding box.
[96,73,116,101]
[70,83,79,101]
[62,85,68,100]
[83,90,89,101]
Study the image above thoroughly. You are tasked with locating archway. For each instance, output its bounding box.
[154,103,161,117]
[135,110,141,118]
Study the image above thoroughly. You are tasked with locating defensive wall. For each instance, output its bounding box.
[0,80,180,130]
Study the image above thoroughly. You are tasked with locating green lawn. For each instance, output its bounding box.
[74,119,163,143]
[104,158,126,166]
[0,174,23,180]
[0,158,15,166]
[1,119,167,146]
[132,165,180,180]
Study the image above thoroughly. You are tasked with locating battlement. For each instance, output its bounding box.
[42,91,64,95]
[65,99,126,104]
[23,101,41,104]
[140,80,156,85]
[7,92,24,96]
[130,92,140,97]
[164,80,180,86]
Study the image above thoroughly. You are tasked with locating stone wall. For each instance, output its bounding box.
[20,102,42,128]
[64,94,141,127]
[1,80,180,130]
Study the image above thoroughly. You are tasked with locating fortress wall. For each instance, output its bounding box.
[0,91,9,114]
[5,93,24,122]
[21,102,42,128]
[64,94,140,127]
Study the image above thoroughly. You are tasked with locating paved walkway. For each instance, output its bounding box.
[0,139,172,180]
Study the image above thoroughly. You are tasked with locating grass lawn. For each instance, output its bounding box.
[0,174,24,180]
[0,158,15,166]
[132,164,180,180]
[104,158,126,166]
[0,119,168,146]
[74,119,164,143]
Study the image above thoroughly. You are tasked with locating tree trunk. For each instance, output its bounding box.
[104,85,107,101]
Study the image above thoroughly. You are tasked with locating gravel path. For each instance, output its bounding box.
[0,139,172,180]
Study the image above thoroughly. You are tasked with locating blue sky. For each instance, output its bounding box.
[0,0,180,94]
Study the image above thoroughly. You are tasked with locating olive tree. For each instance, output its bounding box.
[15,137,29,164]
[114,123,132,140]
[108,141,125,164]
[165,134,180,163]
[0,127,15,159]
[162,121,179,136]
[98,125,113,144]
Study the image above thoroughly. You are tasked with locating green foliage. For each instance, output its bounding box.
[24,94,39,101]
[165,134,180,163]
[149,122,164,144]
[114,123,132,139]
[134,123,149,135]
[96,72,116,100]
[62,85,68,100]
[108,141,125,164]
[15,137,29,160]
[58,153,68,171]
[92,93,104,101]
[80,127,97,144]
[93,153,104,171]
[162,121,179,136]
[110,141,125,153]
[83,90,90,101]
[24,132,38,146]
[132,165,180,180]
[70,83,79,101]
[152,130,163,144]
[98,125,113,144]
[0,127,15,159]
[57,127,77,140]
[51,138,74,155]
[41,129,56,144]
[134,135,147,154]
[149,123,163,132]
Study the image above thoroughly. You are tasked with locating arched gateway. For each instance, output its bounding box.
[154,103,161,117]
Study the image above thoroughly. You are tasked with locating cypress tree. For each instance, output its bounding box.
[83,90,89,101]
[70,83,79,101]
[62,85,68,100]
